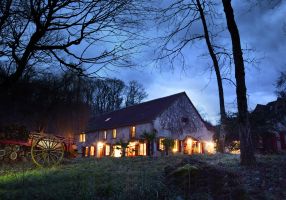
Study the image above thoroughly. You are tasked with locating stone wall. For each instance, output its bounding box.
[77,123,153,151]
[154,95,213,141]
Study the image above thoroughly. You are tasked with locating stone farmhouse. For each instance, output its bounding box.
[76,92,215,157]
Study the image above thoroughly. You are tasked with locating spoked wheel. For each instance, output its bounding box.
[31,136,64,167]
[0,149,5,160]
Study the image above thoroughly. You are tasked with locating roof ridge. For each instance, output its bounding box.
[87,92,187,132]
[97,91,186,117]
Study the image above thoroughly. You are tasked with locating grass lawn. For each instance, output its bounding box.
[0,154,285,200]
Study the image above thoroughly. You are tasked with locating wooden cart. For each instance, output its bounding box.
[0,133,75,167]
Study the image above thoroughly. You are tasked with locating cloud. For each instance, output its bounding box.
[90,1,285,124]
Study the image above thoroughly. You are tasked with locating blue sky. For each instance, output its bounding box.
[101,0,286,124]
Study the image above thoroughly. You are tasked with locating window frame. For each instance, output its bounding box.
[112,129,117,139]
[79,133,86,143]
[130,126,136,138]
[103,130,107,140]
[159,137,165,151]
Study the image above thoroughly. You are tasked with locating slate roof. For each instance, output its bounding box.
[86,92,189,132]
[251,98,286,134]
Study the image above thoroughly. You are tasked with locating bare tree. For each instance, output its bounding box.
[125,80,147,107]
[0,0,146,87]
[276,70,286,98]
[0,0,12,33]
[222,0,256,165]
[92,78,125,114]
[155,0,229,152]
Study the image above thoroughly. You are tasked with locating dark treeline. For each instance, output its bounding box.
[0,68,147,137]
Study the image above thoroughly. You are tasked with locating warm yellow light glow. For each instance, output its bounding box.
[187,138,193,145]
[198,142,201,153]
[173,139,179,152]
[90,146,95,156]
[139,143,146,156]
[186,138,193,154]
[97,142,104,157]
[112,129,117,138]
[127,141,138,156]
[113,145,121,157]
[105,144,110,156]
[159,138,165,150]
[97,142,104,148]
[204,141,215,154]
[85,147,89,157]
[79,133,86,142]
[130,126,136,138]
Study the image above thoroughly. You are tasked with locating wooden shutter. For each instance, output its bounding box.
[81,146,85,157]
[135,144,139,156]
[103,144,106,157]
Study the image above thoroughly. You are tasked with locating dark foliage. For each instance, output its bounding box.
[165,157,246,200]
[0,68,147,136]
[0,124,29,140]
[275,71,286,98]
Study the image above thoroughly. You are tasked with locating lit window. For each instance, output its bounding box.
[103,131,107,139]
[139,142,146,156]
[90,146,95,156]
[173,139,179,152]
[113,145,121,157]
[79,133,86,142]
[112,129,117,138]
[105,144,110,156]
[159,138,165,150]
[127,141,137,156]
[85,147,89,157]
[97,142,104,157]
[130,126,136,138]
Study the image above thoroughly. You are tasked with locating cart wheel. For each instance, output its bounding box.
[31,136,64,167]
[12,145,20,152]
[0,149,5,158]
[4,146,12,155]
[9,151,18,161]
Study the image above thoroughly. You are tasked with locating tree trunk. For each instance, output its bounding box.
[196,0,227,152]
[222,0,256,165]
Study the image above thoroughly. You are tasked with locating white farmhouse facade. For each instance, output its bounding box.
[76,92,215,157]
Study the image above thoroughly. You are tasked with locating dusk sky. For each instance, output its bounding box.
[102,0,286,124]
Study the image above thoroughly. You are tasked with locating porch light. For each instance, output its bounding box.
[204,141,215,153]
[97,142,104,148]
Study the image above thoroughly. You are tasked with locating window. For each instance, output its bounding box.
[103,131,107,140]
[97,142,104,157]
[173,140,179,152]
[181,117,189,123]
[112,129,117,138]
[130,126,136,138]
[127,141,137,156]
[159,138,165,150]
[90,146,95,156]
[85,147,89,157]
[105,144,110,156]
[113,145,121,157]
[139,142,146,156]
[79,133,86,142]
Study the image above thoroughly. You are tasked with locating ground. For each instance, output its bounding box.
[0,154,285,200]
